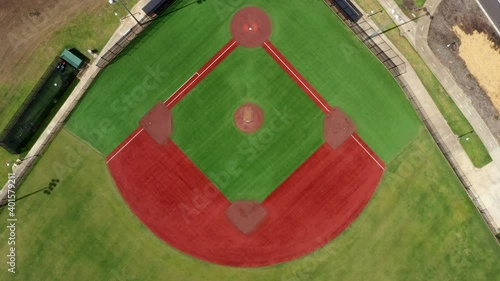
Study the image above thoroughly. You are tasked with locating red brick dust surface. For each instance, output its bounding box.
[139,101,172,145]
[230,7,272,48]
[106,130,385,267]
[324,107,356,149]
[234,103,264,133]
[225,201,268,234]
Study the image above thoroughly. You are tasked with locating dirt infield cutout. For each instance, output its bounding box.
[139,102,172,145]
[225,201,268,234]
[324,107,356,149]
[230,7,272,48]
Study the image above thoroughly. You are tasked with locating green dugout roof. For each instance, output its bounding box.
[60,49,83,69]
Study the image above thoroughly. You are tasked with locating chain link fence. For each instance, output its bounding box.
[325,0,499,237]
[325,0,406,77]
[397,76,499,235]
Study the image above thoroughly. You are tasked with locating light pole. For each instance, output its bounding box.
[109,0,142,26]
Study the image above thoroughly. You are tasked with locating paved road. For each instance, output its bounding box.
[476,0,500,35]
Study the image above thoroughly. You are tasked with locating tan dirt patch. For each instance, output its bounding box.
[453,26,500,112]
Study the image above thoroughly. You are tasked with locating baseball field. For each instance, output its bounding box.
[1,0,499,279]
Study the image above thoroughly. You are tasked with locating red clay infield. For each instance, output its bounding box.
[106,6,387,268]
[107,132,384,267]
[230,7,272,48]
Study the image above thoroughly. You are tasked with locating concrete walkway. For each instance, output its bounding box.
[0,0,151,204]
[374,0,500,233]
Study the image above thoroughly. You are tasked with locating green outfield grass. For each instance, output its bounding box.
[1,128,499,281]
[67,0,420,163]
[172,47,324,201]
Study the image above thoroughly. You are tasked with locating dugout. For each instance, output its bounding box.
[330,0,362,22]
[142,0,177,17]
[0,51,82,154]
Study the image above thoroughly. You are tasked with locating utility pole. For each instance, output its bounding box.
[109,0,142,26]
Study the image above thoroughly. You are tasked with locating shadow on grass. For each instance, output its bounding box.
[0,179,59,213]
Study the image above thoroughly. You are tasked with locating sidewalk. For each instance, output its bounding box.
[373,0,500,233]
[0,0,151,204]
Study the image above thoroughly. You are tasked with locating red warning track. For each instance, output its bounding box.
[107,133,384,267]
[263,41,332,113]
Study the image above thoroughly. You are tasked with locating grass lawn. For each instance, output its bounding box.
[172,47,324,202]
[0,1,137,178]
[67,0,420,163]
[460,133,493,168]
[1,128,499,280]
[353,0,492,168]
[394,0,426,18]
[0,2,135,131]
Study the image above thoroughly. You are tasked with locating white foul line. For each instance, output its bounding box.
[350,135,385,170]
[199,40,237,77]
[166,40,237,107]
[263,42,330,113]
[109,41,238,163]
[106,129,144,164]
[166,72,200,107]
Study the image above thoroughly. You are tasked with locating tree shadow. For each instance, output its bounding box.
[150,0,206,22]
[14,178,60,202]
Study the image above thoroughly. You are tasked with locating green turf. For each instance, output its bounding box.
[1,128,499,281]
[171,47,324,202]
[66,1,238,155]
[259,0,421,162]
[67,0,420,163]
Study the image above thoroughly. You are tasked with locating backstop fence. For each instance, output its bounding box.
[324,0,499,237]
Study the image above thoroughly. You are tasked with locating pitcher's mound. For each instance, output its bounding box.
[230,7,272,48]
[225,201,268,235]
[234,103,264,133]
